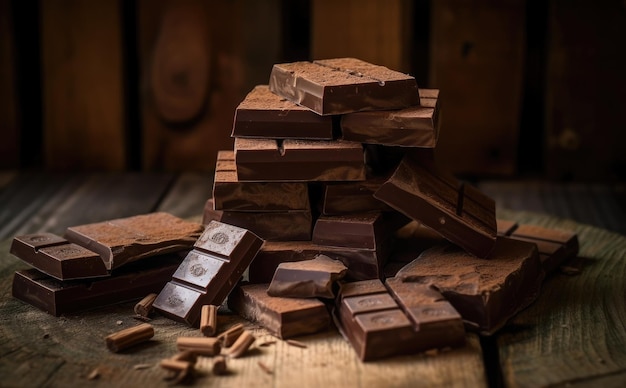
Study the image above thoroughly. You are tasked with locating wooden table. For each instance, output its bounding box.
[0,172,625,387]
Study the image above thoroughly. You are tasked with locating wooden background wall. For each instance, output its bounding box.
[1,0,625,181]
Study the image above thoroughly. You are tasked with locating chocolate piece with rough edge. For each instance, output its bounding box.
[11,253,184,316]
[267,254,348,298]
[228,283,330,339]
[234,138,366,182]
[395,237,543,335]
[10,233,108,280]
[203,198,312,241]
[64,212,204,270]
[497,220,579,273]
[374,155,497,257]
[341,90,441,147]
[213,150,310,211]
[231,85,335,139]
[249,240,389,283]
[268,58,420,116]
[335,278,465,361]
[321,177,393,215]
[153,221,263,326]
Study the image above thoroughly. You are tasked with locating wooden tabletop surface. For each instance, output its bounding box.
[0,171,624,387]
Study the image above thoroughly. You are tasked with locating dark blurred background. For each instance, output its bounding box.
[1,0,625,182]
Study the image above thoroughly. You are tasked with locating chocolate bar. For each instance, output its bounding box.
[64,212,204,270]
[231,85,335,139]
[321,177,393,215]
[234,138,366,182]
[394,237,543,335]
[267,254,348,298]
[268,58,420,115]
[153,221,263,326]
[203,198,312,241]
[374,155,497,257]
[336,278,465,361]
[12,253,184,316]
[228,283,330,339]
[249,241,389,283]
[341,88,441,147]
[213,150,310,211]
[497,220,579,273]
[10,233,108,280]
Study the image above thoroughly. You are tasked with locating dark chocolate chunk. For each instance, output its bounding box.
[231,85,335,139]
[234,138,366,182]
[153,221,263,326]
[228,283,330,339]
[394,237,543,335]
[374,155,497,257]
[64,212,204,270]
[203,198,312,241]
[12,253,184,316]
[321,177,393,215]
[10,233,108,280]
[268,58,420,115]
[213,150,310,211]
[267,254,347,298]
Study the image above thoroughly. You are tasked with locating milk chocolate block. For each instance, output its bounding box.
[336,278,465,361]
[213,151,310,211]
[374,155,497,257]
[269,58,420,115]
[10,233,108,280]
[203,198,312,241]
[153,221,263,326]
[341,90,441,147]
[12,254,184,316]
[498,220,579,273]
[234,138,366,182]
[228,283,330,339]
[395,237,543,335]
[312,212,404,251]
[267,254,348,298]
[321,178,392,215]
[249,241,388,283]
[231,85,335,139]
[64,212,204,270]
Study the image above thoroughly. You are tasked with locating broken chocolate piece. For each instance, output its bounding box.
[232,85,335,139]
[321,177,393,215]
[153,221,263,326]
[394,237,543,335]
[228,283,330,339]
[267,254,347,298]
[268,58,420,115]
[374,155,497,257]
[64,212,204,270]
[234,138,366,182]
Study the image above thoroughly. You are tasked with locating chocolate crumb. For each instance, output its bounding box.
[258,361,273,374]
[133,364,152,370]
[258,340,276,347]
[286,339,307,348]
[87,368,100,380]
[116,320,123,325]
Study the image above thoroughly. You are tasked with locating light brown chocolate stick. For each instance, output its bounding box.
[200,304,218,336]
[134,293,157,317]
[105,323,154,352]
[176,337,221,356]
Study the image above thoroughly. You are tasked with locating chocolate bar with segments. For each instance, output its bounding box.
[203,198,312,241]
[10,233,108,280]
[153,221,263,326]
[340,88,441,147]
[374,155,497,257]
[228,283,330,339]
[234,138,366,182]
[12,253,185,316]
[395,237,543,335]
[64,212,204,270]
[321,177,393,215]
[213,150,310,211]
[267,254,348,298]
[336,278,465,361]
[231,85,335,139]
[497,220,579,273]
[268,58,420,115]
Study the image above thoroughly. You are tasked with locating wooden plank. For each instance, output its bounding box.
[41,0,125,171]
[157,172,213,222]
[311,0,413,73]
[0,0,19,169]
[138,0,280,171]
[430,0,526,177]
[495,209,626,387]
[545,1,626,181]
